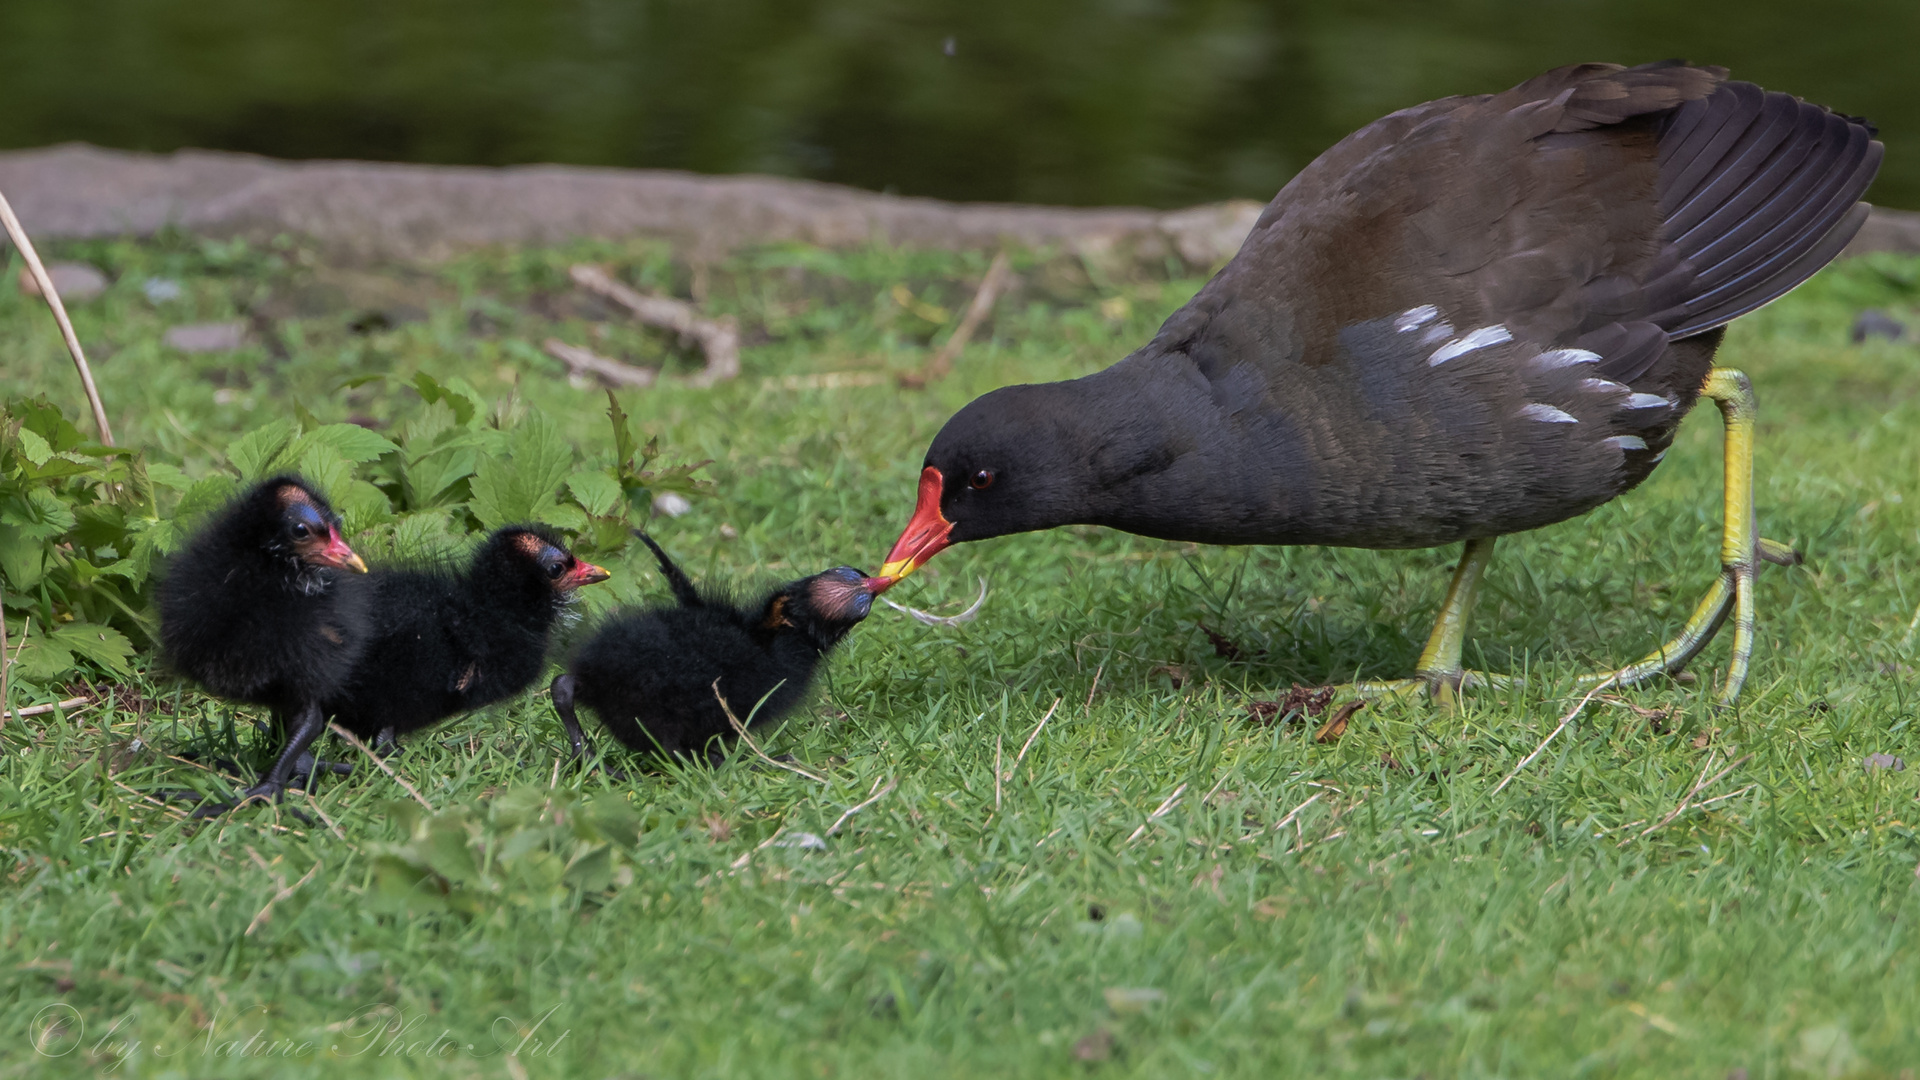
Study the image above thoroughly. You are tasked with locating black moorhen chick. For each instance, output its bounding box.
[158,474,370,812]
[325,525,609,749]
[874,62,1882,706]
[552,533,875,765]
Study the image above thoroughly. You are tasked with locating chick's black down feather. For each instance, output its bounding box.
[554,533,873,762]
[326,525,607,744]
[157,474,370,809]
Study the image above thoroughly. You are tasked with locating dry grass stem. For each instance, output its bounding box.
[1125,782,1189,843]
[0,188,113,443]
[713,680,828,783]
[1015,698,1062,766]
[881,577,988,626]
[245,859,322,936]
[1488,675,1620,798]
[826,776,897,837]
[328,723,434,811]
[1629,752,1754,844]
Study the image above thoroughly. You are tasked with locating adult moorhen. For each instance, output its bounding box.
[873,61,1882,705]
[157,475,370,813]
[552,532,875,765]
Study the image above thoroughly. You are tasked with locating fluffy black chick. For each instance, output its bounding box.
[325,525,609,747]
[553,533,875,765]
[157,474,371,812]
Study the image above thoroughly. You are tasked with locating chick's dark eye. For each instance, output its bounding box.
[547,561,567,580]
[290,523,311,539]
[969,469,996,490]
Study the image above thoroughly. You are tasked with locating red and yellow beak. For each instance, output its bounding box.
[872,466,953,594]
[311,528,369,574]
[567,561,613,588]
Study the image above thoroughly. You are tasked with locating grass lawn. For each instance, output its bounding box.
[3,233,1919,1078]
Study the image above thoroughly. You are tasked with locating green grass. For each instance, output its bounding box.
[3,235,1920,1078]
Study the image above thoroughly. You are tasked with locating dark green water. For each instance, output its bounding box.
[2,0,1912,209]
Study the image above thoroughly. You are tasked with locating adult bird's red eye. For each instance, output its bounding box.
[970,469,996,490]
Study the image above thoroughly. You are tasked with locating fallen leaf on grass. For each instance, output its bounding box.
[1315,700,1366,743]
[1199,623,1245,661]
[1692,728,1721,750]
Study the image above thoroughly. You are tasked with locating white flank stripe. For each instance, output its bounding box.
[1419,322,1455,346]
[1649,449,1668,464]
[1605,435,1649,451]
[1394,305,1440,332]
[1580,378,1629,395]
[1429,325,1513,366]
[1520,403,1579,424]
[1624,393,1672,410]
[1532,348,1601,370]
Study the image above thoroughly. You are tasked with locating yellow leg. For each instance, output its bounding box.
[1577,367,1762,706]
[1351,537,1513,700]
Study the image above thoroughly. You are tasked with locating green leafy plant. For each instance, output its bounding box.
[369,787,644,915]
[0,396,183,697]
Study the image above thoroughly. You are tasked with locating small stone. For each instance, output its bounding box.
[142,277,183,303]
[1864,753,1906,773]
[718,523,739,539]
[1850,309,1907,343]
[653,492,693,517]
[164,322,248,353]
[769,831,826,851]
[17,262,108,303]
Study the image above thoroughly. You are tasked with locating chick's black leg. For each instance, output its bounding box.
[194,701,329,818]
[553,674,627,781]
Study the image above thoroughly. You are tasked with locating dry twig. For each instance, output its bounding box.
[542,338,656,388]
[0,189,113,443]
[328,723,434,811]
[914,250,1012,384]
[569,264,740,387]
[1627,752,1753,845]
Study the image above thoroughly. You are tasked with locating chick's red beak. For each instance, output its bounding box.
[566,561,612,588]
[872,466,952,594]
[310,528,369,574]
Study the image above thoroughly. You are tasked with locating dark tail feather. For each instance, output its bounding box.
[1649,81,1882,339]
[632,530,702,608]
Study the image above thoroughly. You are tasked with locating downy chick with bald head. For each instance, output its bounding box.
[158,474,370,813]
[325,525,609,749]
[553,532,875,765]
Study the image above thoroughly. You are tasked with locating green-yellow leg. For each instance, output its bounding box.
[1576,367,1762,706]
[1351,536,1509,701]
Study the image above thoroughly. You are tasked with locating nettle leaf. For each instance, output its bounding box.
[337,480,396,535]
[294,444,355,505]
[13,398,87,452]
[48,621,135,679]
[607,391,637,473]
[412,373,483,427]
[11,634,74,684]
[469,412,575,529]
[0,525,47,590]
[176,475,239,524]
[15,427,54,467]
[388,510,463,560]
[566,471,622,518]
[291,424,400,466]
[227,420,300,480]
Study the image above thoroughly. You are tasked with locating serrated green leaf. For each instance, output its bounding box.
[15,427,53,467]
[607,391,636,473]
[566,471,622,518]
[227,420,299,480]
[176,475,239,523]
[294,444,354,504]
[468,412,575,529]
[293,423,400,465]
[48,621,135,678]
[336,480,395,535]
[143,462,192,492]
[11,635,74,684]
[544,503,589,534]
[0,525,46,590]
